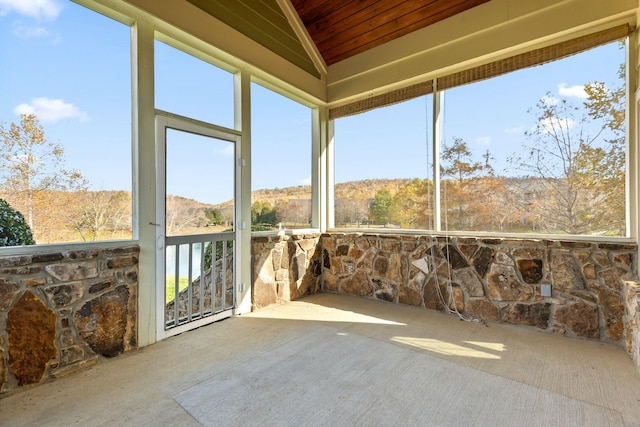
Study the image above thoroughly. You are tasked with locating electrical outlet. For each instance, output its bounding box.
[347,265,355,274]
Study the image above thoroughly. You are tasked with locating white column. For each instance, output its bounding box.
[433,81,444,232]
[235,70,252,314]
[325,111,335,231]
[131,20,157,346]
[313,107,330,232]
[630,29,638,255]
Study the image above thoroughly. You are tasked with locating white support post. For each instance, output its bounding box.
[433,80,444,232]
[325,111,335,231]
[630,29,639,262]
[235,70,252,314]
[313,107,330,232]
[131,20,157,347]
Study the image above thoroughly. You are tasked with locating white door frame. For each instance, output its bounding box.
[154,110,242,340]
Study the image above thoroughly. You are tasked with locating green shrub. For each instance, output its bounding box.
[203,227,234,271]
[251,223,278,232]
[202,223,276,271]
[0,199,35,246]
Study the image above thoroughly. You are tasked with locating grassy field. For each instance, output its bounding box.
[166,277,189,304]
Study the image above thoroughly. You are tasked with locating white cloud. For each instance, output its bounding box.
[0,0,63,21]
[475,136,491,145]
[12,24,49,38]
[558,82,587,99]
[541,95,559,106]
[13,98,88,123]
[538,117,576,134]
[504,127,524,134]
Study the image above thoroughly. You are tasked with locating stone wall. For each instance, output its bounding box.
[0,245,138,395]
[322,233,637,344]
[166,254,234,324]
[3,233,636,395]
[625,280,640,372]
[252,233,322,309]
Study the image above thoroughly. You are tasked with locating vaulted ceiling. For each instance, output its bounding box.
[290,0,490,66]
[186,0,491,77]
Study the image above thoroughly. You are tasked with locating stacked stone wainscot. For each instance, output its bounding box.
[252,233,322,309]
[3,233,638,395]
[320,233,637,345]
[625,280,640,372]
[0,245,138,395]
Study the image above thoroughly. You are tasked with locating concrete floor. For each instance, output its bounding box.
[2,293,640,426]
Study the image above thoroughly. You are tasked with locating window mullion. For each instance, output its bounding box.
[433,81,444,232]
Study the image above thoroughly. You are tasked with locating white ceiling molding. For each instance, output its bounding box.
[276,0,328,77]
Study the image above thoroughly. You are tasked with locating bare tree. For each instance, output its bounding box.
[508,87,624,235]
[66,191,131,241]
[165,195,207,235]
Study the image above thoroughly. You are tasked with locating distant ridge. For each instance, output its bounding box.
[213,178,416,208]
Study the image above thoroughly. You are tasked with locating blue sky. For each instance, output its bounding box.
[335,42,624,182]
[0,0,131,191]
[1,0,625,205]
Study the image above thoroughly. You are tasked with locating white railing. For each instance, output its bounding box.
[164,232,235,329]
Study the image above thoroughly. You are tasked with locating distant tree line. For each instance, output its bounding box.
[0,62,626,242]
[351,71,626,236]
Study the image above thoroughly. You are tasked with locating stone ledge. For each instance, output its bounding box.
[50,356,99,379]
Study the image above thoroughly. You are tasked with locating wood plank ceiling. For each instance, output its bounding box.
[186,0,491,75]
[186,0,321,76]
[291,0,491,66]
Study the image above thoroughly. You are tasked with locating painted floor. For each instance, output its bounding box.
[2,293,640,426]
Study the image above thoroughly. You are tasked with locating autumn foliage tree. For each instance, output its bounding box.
[277,198,311,227]
[441,138,497,230]
[389,178,433,229]
[0,114,135,243]
[578,62,626,234]
[0,114,85,241]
